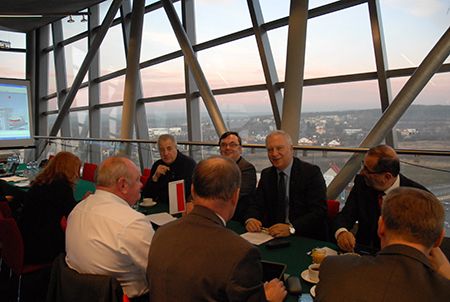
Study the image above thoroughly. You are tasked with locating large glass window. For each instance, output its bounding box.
[100,107,123,139]
[259,0,289,23]
[305,4,375,78]
[48,51,57,95]
[195,0,252,44]
[140,2,181,62]
[99,24,126,76]
[0,52,26,79]
[392,73,450,150]
[215,91,274,144]
[0,30,26,49]
[141,57,185,97]
[62,14,88,40]
[198,36,265,89]
[145,99,188,141]
[72,87,89,108]
[100,75,125,104]
[379,0,450,69]
[65,39,88,87]
[70,110,89,138]
[301,80,381,147]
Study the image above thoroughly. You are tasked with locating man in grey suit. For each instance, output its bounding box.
[316,187,450,302]
[147,156,286,302]
[219,131,257,223]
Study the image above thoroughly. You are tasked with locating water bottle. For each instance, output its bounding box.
[6,156,13,171]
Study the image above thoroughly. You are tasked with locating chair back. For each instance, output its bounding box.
[140,175,150,187]
[0,217,25,274]
[326,199,340,220]
[142,168,151,176]
[46,254,124,302]
[0,201,12,218]
[81,163,98,182]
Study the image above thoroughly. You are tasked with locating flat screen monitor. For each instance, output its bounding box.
[0,78,34,149]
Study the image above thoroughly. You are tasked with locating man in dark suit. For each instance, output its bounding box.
[147,156,286,302]
[245,130,327,240]
[316,187,450,301]
[333,145,428,252]
[219,131,256,223]
[142,134,196,203]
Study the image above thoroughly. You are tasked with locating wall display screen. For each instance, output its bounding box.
[0,78,34,148]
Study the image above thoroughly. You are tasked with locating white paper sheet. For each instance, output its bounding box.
[240,231,274,245]
[146,212,177,226]
[0,176,28,182]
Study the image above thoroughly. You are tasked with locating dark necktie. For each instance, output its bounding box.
[276,171,287,222]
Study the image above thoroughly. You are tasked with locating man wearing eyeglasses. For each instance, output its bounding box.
[219,131,256,223]
[333,144,428,252]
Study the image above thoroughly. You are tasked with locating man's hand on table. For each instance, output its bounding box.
[268,223,290,238]
[264,278,287,302]
[336,231,356,252]
[245,218,262,232]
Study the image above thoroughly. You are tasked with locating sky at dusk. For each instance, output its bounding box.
[0,0,449,113]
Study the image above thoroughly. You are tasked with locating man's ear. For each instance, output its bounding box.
[190,184,195,198]
[377,216,385,239]
[434,229,445,248]
[117,177,128,193]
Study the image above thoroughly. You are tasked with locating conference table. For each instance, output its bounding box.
[7,178,337,301]
[138,202,337,301]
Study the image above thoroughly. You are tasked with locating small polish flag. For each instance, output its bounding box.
[168,180,186,214]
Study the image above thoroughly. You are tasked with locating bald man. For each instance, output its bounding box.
[66,157,154,299]
[332,145,428,252]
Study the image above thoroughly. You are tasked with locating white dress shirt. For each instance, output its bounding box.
[66,190,154,297]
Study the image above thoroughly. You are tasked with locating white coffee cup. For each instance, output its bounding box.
[142,198,153,205]
[308,263,320,282]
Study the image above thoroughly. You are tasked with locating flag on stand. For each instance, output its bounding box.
[168,180,185,214]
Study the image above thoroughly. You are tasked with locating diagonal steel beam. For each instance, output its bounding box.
[49,0,123,136]
[162,0,226,136]
[368,0,395,146]
[247,0,282,129]
[327,26,450,199]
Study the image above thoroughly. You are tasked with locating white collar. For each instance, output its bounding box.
[384,175,400,195]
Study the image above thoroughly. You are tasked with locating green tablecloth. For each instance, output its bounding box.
[137,202,337,301]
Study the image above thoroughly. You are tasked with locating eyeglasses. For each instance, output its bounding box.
[220,142,240,148]
[361,161,386,174]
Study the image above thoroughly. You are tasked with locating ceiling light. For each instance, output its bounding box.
[67,15,75,23]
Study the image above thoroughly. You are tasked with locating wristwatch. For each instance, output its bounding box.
[288,223,296,235]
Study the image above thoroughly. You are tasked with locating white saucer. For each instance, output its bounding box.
[310,285,316,298]
[140,199,157,207]
[300,269,319,284]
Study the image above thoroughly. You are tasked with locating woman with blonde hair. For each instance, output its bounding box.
[19,151,82,264]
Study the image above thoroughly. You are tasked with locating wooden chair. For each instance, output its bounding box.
[81,163,98,182]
